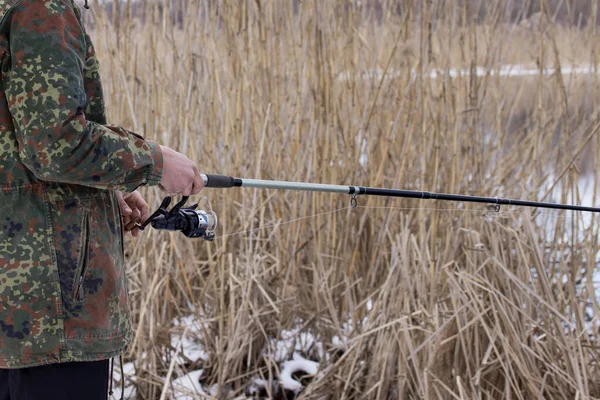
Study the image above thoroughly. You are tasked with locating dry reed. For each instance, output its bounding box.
[87,1,600,398]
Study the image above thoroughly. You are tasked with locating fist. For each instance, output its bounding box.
[158,145,204,196]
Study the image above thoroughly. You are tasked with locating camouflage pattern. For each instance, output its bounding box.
[0,0,163,368]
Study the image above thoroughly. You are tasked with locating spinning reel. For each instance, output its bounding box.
[138,196,217,240]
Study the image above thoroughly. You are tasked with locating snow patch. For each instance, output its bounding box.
[171,314,209,364]
[171,370,216,399]
[269,325,324,362]
[279,354,319,393]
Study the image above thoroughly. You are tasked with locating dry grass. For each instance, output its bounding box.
[87,1,600,399]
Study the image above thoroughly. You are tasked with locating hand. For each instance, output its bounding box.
[116,191,150,237]
[158,146,204,196]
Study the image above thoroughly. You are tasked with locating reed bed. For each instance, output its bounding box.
[87,1,600,398]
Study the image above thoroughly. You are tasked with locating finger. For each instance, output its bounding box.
[130,208,141,221]
[116,192,132,215]
[128,210,142,230]
[191,171,205,195]
[125,215,141,230]
[181,181,194,197]
[125,220,139,231]
[140,205,150,223]
[124,193,149,221]
[123,207,141,230]
[134,197,150,222]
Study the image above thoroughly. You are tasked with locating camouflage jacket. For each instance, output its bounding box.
[0,0,163,368]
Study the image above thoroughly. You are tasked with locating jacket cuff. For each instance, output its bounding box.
[144,141,164,187]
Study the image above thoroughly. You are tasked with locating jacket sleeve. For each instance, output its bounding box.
[5,0,163,192]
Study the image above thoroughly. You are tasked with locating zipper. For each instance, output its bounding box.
[74,213,91,301]
[116,192,125,267]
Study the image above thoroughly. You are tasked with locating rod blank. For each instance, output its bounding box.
[200,174,600,213]
[242,178,356,194]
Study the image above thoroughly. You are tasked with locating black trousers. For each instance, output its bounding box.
[0,360,109,400]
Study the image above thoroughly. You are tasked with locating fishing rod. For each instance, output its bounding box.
[138,174,600,240]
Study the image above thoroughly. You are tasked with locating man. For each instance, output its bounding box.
[0,0,203,398]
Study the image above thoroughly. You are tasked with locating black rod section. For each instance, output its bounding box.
[362,187,600,213]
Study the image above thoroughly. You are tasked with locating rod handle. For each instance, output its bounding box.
[201,174,236,188]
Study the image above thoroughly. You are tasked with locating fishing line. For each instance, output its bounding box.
[214,206,354,240]
[212,204,592,240]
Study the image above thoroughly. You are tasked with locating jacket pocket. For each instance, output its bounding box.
[60,190,131,341]
[72,212,91,302]
[50,195,93,313]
